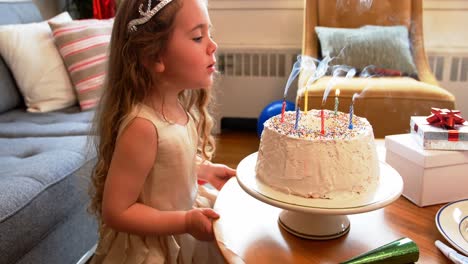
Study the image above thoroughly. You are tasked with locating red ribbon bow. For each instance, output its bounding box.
[426,107,465,129]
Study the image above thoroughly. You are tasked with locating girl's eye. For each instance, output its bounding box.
[193,36,203,42]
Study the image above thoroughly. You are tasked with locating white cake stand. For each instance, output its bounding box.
[236,152,403,240]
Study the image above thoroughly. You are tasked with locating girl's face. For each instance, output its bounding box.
[159,0,217,90]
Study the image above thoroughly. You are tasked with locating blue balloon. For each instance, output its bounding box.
[257,100,295,137]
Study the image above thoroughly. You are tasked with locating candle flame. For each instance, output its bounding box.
[336,89,340,96]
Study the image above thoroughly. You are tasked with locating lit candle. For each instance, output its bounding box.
[295,107,300,130]
[280,98,286,122]
[321,108,325,135]
[334,89,340,116]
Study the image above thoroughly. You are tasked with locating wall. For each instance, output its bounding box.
[423,0,468,53]
[423,0,468,116]
[209,0,468,116]
[209,0,303,49]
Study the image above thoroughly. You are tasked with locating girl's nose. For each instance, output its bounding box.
[208,38,217,55]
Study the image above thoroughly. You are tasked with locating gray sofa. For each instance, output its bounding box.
[0,1,98,263]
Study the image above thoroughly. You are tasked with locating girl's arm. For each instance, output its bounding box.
[101,118,187,236]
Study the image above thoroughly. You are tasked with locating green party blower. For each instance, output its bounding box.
[340,237,419,264]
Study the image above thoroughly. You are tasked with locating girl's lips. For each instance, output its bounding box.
[208,63,216,72]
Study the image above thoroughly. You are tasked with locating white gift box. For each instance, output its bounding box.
[410,116,468,150]
[385,133,468,207]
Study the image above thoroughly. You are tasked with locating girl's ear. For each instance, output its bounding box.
[154,59,165,73]
[142,55,165,73]
[153,55,165,73]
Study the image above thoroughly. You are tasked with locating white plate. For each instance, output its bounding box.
[237,152,403,215]
[436,199,468,256]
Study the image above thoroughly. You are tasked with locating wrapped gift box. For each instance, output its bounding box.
[385,133,468,207]
[410,116,468,150]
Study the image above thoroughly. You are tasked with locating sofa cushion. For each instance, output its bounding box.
[16,203,98,264]
[0,106,94,137]
[0,12,77,113]
[49,18,113,110]
[0,2,43,25]
[0,136,96,263]
[0,1,43,113]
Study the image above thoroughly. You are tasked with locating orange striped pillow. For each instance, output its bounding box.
[49,19,113,110]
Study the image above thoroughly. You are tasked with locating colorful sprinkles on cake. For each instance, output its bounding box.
[265,110,369,140]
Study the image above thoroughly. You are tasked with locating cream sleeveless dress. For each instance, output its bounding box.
[90,104,225,264]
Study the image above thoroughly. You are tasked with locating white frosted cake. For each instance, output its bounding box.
[255,109,380,199]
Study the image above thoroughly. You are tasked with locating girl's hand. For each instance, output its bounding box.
[185,208,219,241]
[200,162,236,190]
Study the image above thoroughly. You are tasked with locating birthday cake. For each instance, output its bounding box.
[255,109,380,199]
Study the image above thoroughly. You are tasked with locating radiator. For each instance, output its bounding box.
[212,48,300,133]
[427,51,468,117]
[213,49,468,133]
[428,52,468,82]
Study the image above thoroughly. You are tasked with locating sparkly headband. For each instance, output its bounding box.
[127,0,174,33]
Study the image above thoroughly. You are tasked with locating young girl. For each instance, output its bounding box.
[89,0,236,262]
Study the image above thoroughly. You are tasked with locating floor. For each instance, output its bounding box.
[212,130,260,169]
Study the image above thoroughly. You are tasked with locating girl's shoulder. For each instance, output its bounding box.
[112,116,157,177]
[125,116,156,137]
[117,115,157,142]
[116,104,160,140]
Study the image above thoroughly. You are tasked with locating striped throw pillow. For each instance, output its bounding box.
[49,19,113,110]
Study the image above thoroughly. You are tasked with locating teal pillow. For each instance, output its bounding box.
[315,25,418,76]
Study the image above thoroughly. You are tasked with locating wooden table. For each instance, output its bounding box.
[213,176,452,264]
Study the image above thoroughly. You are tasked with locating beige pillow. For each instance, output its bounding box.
[49,19,113,110]
[0,12,76,113]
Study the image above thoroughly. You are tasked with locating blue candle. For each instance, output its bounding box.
[295,107,300,130]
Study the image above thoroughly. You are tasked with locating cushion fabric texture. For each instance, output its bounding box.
[0,106,94,138]
[0,1,43,25]
[16,203,97,264]
[0,12,76,113]
[0,136,96,264]
[315,25,418,76]
[49,19,113,110]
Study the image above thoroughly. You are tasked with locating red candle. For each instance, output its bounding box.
[321,109,325,135]
[281,99,286,123]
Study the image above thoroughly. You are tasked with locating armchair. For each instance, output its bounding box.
[296,0,455,138]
